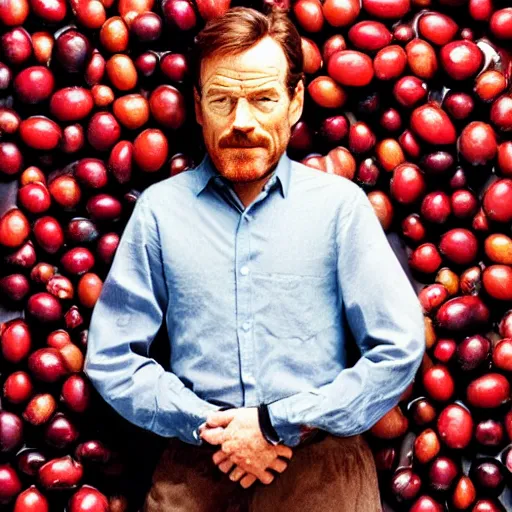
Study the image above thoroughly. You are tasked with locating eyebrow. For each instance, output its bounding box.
[206,86,280,98]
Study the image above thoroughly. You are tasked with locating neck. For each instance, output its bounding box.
[232,174,274,208]
[226,158,281,208]
[207,154,283,208]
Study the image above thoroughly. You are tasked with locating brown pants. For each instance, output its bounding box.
[143,433,382,512]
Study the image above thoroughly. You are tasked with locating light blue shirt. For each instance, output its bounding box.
[84,152,425,447]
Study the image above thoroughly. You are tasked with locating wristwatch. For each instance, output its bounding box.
[258,404,282,445]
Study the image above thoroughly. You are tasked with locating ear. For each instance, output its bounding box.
[288,79,305,127]
[194,87,203,127]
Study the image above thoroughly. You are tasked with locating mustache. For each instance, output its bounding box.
[219,135,268,149]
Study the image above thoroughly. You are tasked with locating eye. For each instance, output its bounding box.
[257,97,273,102]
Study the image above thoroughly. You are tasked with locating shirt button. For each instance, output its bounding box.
[240,266,249,276]
[242,321,251,331]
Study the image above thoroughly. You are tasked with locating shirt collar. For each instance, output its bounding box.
[193,152,291,199]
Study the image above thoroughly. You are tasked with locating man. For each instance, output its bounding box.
[85,7,425,511]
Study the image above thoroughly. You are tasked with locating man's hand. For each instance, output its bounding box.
[199,408,293,488]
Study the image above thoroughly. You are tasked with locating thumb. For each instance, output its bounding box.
[206,409,237,427]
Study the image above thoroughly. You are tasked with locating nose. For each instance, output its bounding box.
[232,98,256,133]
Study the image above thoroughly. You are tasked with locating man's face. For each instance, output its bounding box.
[194,36,304,183]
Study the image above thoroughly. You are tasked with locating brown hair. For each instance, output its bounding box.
[192,7,304,99]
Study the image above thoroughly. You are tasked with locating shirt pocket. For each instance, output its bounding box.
[251,271,334,341]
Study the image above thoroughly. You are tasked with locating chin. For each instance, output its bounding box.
[216,152,272,182]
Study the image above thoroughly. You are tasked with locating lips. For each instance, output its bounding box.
[222,144,262,148]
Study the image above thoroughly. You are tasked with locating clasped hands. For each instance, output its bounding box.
[199,408,293,489]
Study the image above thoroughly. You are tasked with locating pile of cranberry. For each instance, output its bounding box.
[0,0,511,510]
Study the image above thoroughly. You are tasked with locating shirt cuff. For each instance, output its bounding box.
[181,403,221,446]
[267,400,307,447]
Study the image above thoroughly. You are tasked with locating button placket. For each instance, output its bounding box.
[235,215,257,406]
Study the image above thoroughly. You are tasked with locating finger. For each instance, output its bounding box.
[212,450,229,465]
[269,458,288,473]
[200,427,226,445]
[206,410,237,428]
[229,466,246,482]
[258,471,275,485]
[276,445,293,459]
[240,474,257,489]
[221,440,238,455]
[218,460,235,474]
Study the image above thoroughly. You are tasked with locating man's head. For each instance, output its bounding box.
[193,7,304,183]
